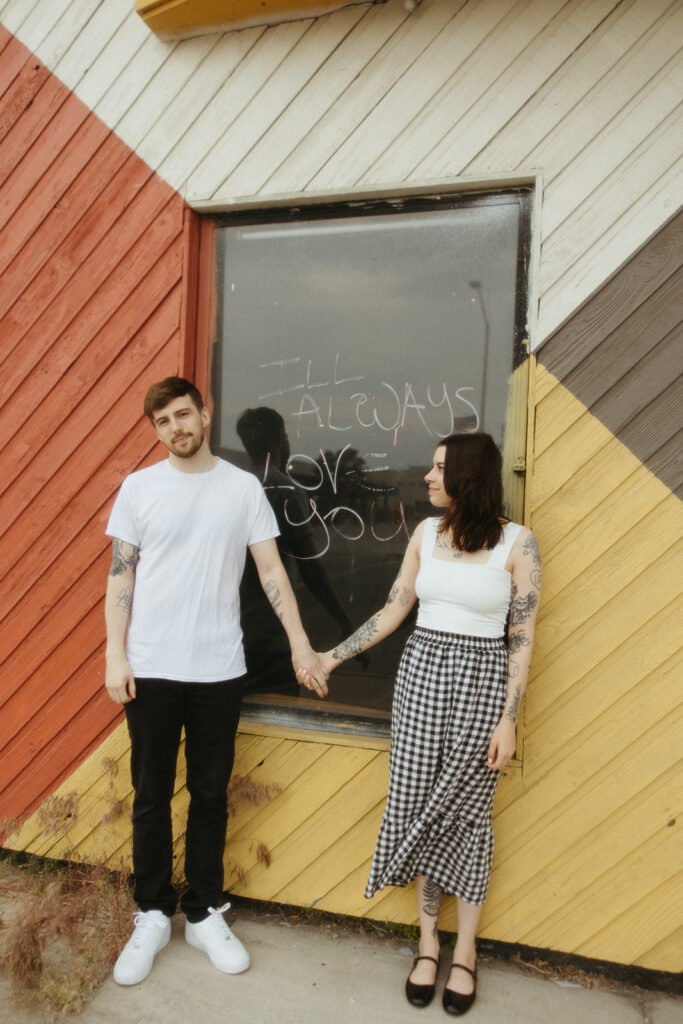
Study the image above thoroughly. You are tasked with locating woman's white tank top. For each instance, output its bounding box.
[415,517,523,638]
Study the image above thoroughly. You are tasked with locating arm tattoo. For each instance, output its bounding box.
[508,630,530,655]
[109,539,139,577]
[509,589,538,626]
[333,615,380,661]
[115,586,133,612]
[507,661,520,679]
[505,684,522,723]
[521,533,542,590]
[264,580,284,621]
[523,532,542,568]
[422,877,442,922]
[386,578,413,607]
[387,585,413,607]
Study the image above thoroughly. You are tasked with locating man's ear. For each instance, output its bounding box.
[200,406,211,429]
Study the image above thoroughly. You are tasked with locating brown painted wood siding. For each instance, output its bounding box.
[537,210,683,498]
[0,27,193,829]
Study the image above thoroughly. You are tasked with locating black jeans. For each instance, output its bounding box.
[124,677,244,922]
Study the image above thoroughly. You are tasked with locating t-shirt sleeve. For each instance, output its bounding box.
[245,476,280,546]
[105,479,140,548]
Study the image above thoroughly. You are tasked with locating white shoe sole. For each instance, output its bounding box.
[113,930,171,986]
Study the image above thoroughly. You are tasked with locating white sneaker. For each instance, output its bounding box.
[113,909,171,985]
[185,902,250,974]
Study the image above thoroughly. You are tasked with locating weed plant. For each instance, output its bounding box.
[0,760,280,1014]
[0,853,135,1015]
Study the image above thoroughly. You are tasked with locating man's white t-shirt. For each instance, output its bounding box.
[106,458,279,682]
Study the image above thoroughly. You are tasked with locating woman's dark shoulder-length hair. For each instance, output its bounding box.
[438,432,505,552]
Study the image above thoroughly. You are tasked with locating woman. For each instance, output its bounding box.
[298,432,541,1015]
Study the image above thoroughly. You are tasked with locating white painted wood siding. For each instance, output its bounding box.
[2,0,681,343]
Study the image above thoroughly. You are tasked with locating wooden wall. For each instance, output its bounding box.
[2,0,681,973]
[7,212,681,971]
[0,26,193,829]
[507,213,682,971]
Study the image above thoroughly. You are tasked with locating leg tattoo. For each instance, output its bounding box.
[422,877,442,935]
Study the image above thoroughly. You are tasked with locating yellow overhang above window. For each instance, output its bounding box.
[135,0,385,39]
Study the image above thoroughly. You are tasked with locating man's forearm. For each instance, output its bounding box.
[104,538,139,703]
[104,573,133,656]
[259,561,310,651]
[105,539,138,651]
[249,537,327,694]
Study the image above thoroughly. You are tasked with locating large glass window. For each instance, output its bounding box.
[208,190,532,728]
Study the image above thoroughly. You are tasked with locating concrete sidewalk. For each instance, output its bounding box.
[2,907,680,1024]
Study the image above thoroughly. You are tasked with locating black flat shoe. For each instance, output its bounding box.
[405,954,440,1007]
[442,962,477,1015]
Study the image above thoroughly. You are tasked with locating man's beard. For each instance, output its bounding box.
[169,429,204,458]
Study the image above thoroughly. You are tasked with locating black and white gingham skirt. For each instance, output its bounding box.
[365,627,508,906]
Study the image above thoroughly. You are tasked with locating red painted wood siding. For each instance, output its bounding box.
[0,26,195,829]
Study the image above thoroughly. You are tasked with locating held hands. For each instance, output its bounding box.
[291,644,330,698]
[486,719,517,771]
[295,650,336,697]
[105,654,136,704]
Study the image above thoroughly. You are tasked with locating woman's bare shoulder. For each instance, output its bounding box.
[407,518,426,552]
[406,517,436,557]
[412,516,441,542]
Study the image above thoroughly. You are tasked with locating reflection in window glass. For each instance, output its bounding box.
[211,192,531,715]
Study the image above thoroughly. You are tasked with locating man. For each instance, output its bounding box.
[105,377,327,986]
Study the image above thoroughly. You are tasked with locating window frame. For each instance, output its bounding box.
[192,182,535,741]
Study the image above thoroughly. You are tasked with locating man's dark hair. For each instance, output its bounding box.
[236,407,285,463]
[143,377,205,423]
[438,432,505,552]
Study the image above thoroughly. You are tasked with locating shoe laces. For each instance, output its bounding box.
[129,911,167,948]
[204,902,233,940]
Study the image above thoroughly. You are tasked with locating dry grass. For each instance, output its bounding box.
[0,856,135,1015]
[227,773,281,816]
[0,763,280,1015]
